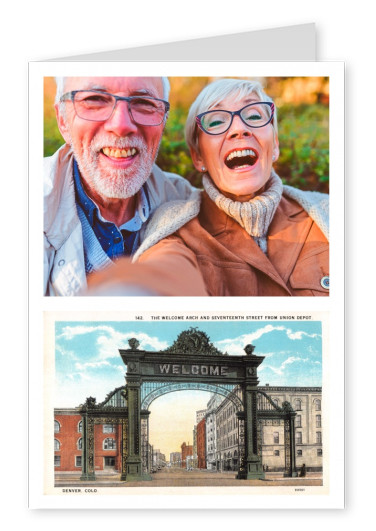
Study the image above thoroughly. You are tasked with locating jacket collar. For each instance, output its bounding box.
[199,192,313,292]
[44,144,78,250]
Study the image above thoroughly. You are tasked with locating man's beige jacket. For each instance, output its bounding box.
[43,144,199,296]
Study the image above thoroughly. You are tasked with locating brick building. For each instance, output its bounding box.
[196,418,206,469]
[54,409,122,473]
[180,442,193,468]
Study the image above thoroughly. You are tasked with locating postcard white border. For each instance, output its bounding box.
[41,310,335,509]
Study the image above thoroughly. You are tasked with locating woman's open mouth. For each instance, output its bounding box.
[225,148,258,170]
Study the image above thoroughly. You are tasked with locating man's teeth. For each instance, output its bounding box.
[102,147,137,158]
[226,149,256,162]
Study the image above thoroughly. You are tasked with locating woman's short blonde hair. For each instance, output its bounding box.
[185,78,278,154]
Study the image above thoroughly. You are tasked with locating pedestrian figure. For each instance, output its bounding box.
[299,463,306,477]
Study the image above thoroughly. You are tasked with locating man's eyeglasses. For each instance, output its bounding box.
[195,102,275,135]
[60,90,170,126]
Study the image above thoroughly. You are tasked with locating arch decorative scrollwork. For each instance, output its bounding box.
[141,381,243,410]
[257,390,283,412]
[163,328,226,356]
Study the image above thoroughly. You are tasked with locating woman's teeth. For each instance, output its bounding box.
[226,149,257,161]
[225,149,258,169]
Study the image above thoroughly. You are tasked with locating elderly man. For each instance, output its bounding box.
[44,76,198,295]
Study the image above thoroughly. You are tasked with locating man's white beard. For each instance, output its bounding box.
[70,133,159,199]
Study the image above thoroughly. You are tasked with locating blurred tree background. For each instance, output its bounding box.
[44,76,329,193]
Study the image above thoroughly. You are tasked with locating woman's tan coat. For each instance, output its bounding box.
[88,190,329,296]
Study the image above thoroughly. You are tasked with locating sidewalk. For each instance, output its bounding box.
[55,469,323,488]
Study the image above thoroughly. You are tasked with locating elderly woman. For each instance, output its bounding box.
[88,79,329,296]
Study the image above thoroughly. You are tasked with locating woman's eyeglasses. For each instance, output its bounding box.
[196,102,274,135]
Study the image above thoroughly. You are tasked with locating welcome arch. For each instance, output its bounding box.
[121,329,268,481]
[79,328,297,483]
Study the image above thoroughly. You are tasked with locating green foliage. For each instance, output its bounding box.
[44,103,329,194]
[156,108,200,187]
[275,104,329,193]
[44,115,65,157]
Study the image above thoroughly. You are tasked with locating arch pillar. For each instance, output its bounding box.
[236,385,264,480]
[243,385,264,479]
[120,418,128,481]
[141,410,151,474]
[125,380,151,480]
[283,410,298,477]
[80,413,95,481]
[125,363,152,481]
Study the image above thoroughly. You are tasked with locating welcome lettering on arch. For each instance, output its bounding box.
[157,364,229,376]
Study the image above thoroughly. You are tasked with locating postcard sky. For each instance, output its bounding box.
[55,320,322,456]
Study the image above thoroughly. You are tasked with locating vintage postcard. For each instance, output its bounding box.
[29,61,344,509]
[33,309,343,509]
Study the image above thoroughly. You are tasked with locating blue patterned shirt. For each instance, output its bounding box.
[73,160,150,260]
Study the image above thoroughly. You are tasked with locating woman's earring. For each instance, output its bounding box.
[201,166,206,172]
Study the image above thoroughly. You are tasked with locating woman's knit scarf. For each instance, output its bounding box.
[202,170,283,253]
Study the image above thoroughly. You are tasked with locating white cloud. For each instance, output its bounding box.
[280,356,305,369]
[262,356,308,376]
[57,324,115,340]
[58,324,167,348]
[114,364,127,374]
[265,366,284,376]
[285,330,320,340]
[74,360,111,370]
[55,343,78,359]
[64,371,91,382]
[95,330,168,361]
[214,325,282,355]
[214,325,291,355]
[57,324,169,361]
[214,324,320,356]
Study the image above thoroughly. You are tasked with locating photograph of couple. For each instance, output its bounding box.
[44,75,329,297]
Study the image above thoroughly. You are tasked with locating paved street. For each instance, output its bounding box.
[55,466,323,488]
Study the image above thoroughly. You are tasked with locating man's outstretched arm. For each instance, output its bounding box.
[86,237,208,296]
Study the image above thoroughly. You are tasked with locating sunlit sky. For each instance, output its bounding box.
[55,320,322,456]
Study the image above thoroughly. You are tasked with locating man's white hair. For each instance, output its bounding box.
[185,78,278,154]
[54,76,170,103]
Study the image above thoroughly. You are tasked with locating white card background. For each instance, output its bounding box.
[3,0,374,526]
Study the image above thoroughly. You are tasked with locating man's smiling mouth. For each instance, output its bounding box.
[225,148,258,169]
[101,147,138,158]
